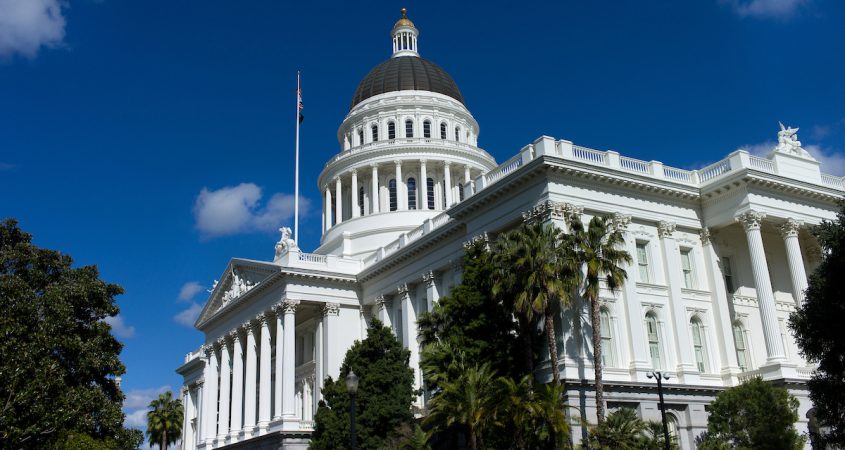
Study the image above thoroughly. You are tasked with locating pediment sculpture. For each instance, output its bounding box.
[775,122,813,159]
[221,267,257,304]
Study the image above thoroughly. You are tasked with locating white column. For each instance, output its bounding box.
[202,345,218,442]
[419,160,427,210]
[314,320,323,407]
[273,308,283,420]
[217,338,231,439]
[351,169,360,218]
[444,162,453,207]
[324,187,332,231]
[700,228,741,377]
[243,321,258,432]
[737,211,786,362]
[395,160,405,210]
[423,271,439,314]
[399,285,420,400]
[334,178,343,224]
[321,303,341,380]
[371,164,380,214]
[182,386,193,450]
[258,315,272,428]
[375,295,392,329]
[780,219,808,306]
[657,221,698,379]
[281,299,299,418]
[229,331,243,435]
[612,214,651,375]
[464,165,471,185]
[193,381,204,448]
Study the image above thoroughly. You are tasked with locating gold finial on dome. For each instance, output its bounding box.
[394,7,415,29]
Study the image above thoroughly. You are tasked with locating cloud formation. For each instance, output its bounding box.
[178,281,204,302]
[123,385,172,428]
[104,314,136,339]
[192,183,310,238]
[174,301,203,327]
[0,0,66,58]
[721,0,809,20]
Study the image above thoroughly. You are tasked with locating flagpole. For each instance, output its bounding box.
[294,71,301,244]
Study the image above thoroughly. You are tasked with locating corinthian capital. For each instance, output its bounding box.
[374,295,388,311]
[657,221,676,238]
[322,302,340,317]
[611,212,632,232]
[736,210,766,231]
[397,284,410,297]
[779,218,803,238]
[281,299,300,314]
[699,227,712,246]
[422,271,436,287]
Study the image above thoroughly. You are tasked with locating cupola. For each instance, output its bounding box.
[392,8,418,57]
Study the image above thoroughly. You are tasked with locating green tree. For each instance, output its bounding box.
[584,408,675,450]
[0,219,142,449]
[425,357,498,450]
[495,222,579,385]
[145,391,182,450]
[571,216,631,423]
[310,320,416,450]
[695,377,804,450]
[494,376,571,450]
[789,201,845,447]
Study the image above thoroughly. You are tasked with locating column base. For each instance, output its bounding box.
[280,416,302,432]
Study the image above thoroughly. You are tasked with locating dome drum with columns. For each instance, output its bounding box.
[178,8,845,450]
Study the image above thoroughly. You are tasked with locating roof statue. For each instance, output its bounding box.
[775,121,813,158]
[274,226,298,261]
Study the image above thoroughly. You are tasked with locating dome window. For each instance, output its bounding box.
[358,187,365,216]
[388,179,397,211]
[405,119,414,138]
[423,120,431,138]
[372,124,379,142]
[440,122,447,140]
[427,178,435,210]
[407,177,417,210]
[358,129,364,146]
[388,121,396,140]
[454,126,461,142]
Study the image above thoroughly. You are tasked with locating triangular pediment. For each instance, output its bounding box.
[195,258,279,327]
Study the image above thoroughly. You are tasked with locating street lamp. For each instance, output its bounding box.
[346,370,359,450]
[647,370,671,450]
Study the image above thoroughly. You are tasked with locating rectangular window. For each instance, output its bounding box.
[646,316,661,369]
[733,324,748,371]
[427,178,435,210]
[600,311,613,367]
[691,322,706,372]
[722,257,734,293]
[681,249,694,289]
[636,242,650,283]
[423,121,431,138]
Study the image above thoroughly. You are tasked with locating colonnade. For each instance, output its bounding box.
[324,161,474,232]
[197,300,341,446]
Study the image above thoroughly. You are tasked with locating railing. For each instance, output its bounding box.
[698,158,731,182]
[620,156,649,173]
[364,211,454,268]
[406,225,424,241]
[572,145,607,164]
[663,166,693,182]
[432,211,451,227]
[737,368,764,383]
[325,137,490,168]
[797,366,815,378]
[821,173,844,189]
[485,153,523,183]
[749,155,775,173]
[298,253,327,264]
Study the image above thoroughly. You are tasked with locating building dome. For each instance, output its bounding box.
[349,56,465,110]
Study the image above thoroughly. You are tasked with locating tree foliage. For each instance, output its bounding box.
[695,377,804,450]
[146,391,182,450]
[789,201,845,447]
[583,408,675,450]
[0,219,142,449]
[310,319,416,450]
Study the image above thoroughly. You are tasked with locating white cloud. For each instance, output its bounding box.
[0,162,15,170]
[104,314,136,338]
[0,0,66,59]
[174,302,203,327]
[192,183,310,238]
[722,0,809,20]
[178,281,204,302]
[123,385,172,428]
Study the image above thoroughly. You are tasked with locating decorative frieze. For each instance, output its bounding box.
[779,218,802,238]
[736,210,766,231]
[657,221,676,238]
[521,200,583,225]
[322,302,340,317]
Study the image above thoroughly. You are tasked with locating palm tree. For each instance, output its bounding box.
[146,391,183,450]
[494,376,571,449]
[585,408,647,450]
[425,355,497,450]
[494,222,579,385]
[571,216,632,424]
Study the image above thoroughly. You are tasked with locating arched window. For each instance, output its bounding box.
[423,120,431,138]
[600,308,614,367]
[371,124,378,142]
[407,177,417,210]
[690,317,708,373]
[358,187,365,216]
[388,121,396,140]
[427,178,435,210]
[388,179,397,211]
[442,180,447,209]
[358,129,364,146]
[733,322,748,371]
[454,126,461,142]
[646,313,661,369]
[440,122,447,139]
[666,414,679,442]
[405,119,414,138]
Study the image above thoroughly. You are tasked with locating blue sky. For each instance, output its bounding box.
[1,0,844,440]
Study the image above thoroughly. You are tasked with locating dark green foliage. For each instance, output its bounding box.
[583,408,676,450]
[695,377,804,450]
[789,201,845,447]
[419,240,523,392]
[310,320,416,450]
[146,391,183,449]
[493,375,570,450]
[0,219,141,449]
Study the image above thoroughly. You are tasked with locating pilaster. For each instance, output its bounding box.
[322,302,341,380]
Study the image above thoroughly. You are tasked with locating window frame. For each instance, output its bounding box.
[423,120,431,138]
[405,119,414,138]
[426,177,435,210]
[600,308,614,367]
[680,248,694,289]
[733,321,748,371]
[690,316,708,373]
[388,179,397,211]
[407,177,417,210]
[440,122,447,139]
[636,241,651,283]
[388,121,396,140]
[646,313,662,369]
[371,124,379,142]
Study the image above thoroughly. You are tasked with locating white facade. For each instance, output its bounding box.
[177,10,844,450]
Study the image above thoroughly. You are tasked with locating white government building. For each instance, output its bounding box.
[177,9,844,449]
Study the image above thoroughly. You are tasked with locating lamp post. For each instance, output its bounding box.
[647,370,671,450]
[346,370,359,450]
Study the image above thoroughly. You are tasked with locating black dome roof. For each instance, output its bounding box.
[350,56,464,110]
